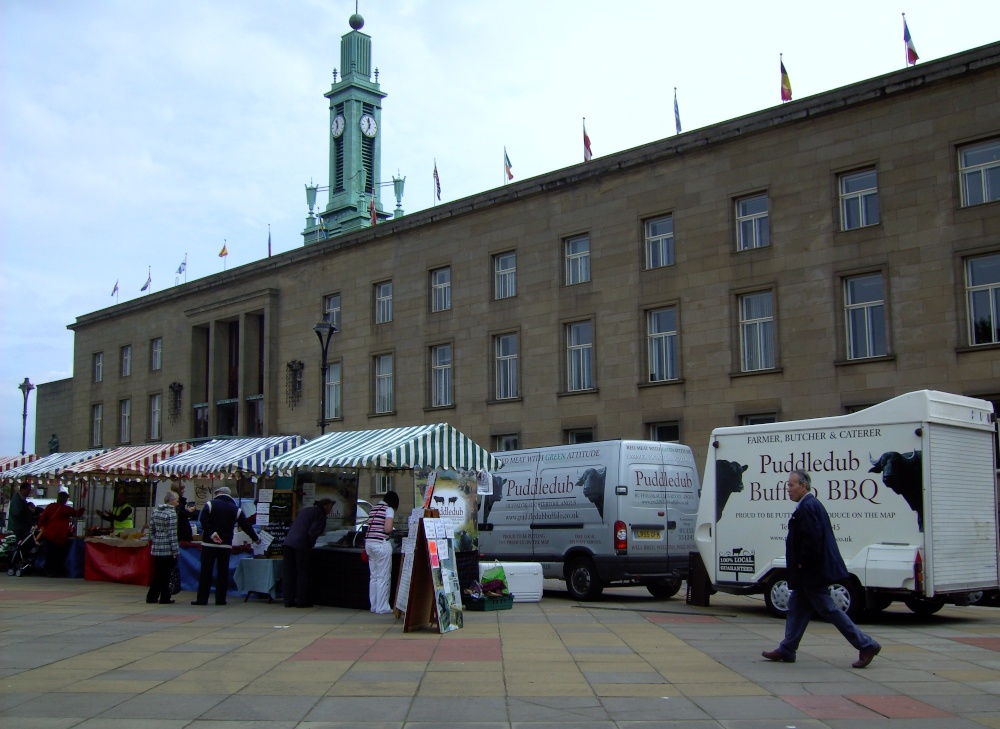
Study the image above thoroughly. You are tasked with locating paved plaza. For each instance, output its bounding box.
[2,574,1000,728]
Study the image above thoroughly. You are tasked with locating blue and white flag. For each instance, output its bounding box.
[140,270,151,292]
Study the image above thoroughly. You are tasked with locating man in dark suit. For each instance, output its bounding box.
[762,470,881,668]
[192,486,259,606]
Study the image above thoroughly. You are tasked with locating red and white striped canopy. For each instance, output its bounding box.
[0,454,37,472]
[62,442,192,477]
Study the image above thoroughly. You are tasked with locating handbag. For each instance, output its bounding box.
[168,565,182,595]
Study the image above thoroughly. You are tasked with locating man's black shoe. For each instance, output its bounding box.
[190,600,207,605]
[761,649,795,663]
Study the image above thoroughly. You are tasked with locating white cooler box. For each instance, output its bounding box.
[479,560,543,603]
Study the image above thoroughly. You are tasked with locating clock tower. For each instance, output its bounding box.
[303,12,387,243]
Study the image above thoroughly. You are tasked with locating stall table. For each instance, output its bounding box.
[308,546,400,609]
[177,542,254,597]
[84,537,151,585]
[235,558,283,601]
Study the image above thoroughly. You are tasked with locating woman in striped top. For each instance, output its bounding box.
[364,491,399,614]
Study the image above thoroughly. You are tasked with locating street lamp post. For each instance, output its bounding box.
[18,377,34,456]
[313,321,337,435]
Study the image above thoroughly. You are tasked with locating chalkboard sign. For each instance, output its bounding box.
[262,490,295,556]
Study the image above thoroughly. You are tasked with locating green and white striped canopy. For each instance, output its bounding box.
[264,423,502,474]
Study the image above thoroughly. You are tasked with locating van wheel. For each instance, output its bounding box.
[646,578,682,599]
[904,596,945,616]
[764,575,791,618]
[828,580,864,621]
[566,558,603,601]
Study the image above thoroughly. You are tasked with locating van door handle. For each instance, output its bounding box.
[478,523,494,531]
[668,521,677,530]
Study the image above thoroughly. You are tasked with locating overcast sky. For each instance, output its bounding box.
[2,0,998,455]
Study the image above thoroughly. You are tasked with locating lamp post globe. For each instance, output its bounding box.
[313,321,336,435]
[18,377,34,456]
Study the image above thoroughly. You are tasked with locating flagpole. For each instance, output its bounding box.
[184,253,187,282]
[433,159,437,206]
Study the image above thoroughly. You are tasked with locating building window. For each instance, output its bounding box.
[91,403,103,447]
[431,344,453,407]
[648,421,680,442]
[494,434,519,451]
[149,393,162,440]
[374,281,393,324]
[374,353,394,413]
[324,361,342,420]
[739,291,775,372]
[959,139,1000,207]
[566,320,594,391]
[839,169,880,230]
[565,235,591,285]
[245,397,263,437]
[566,428,594,444]
[845,274,888,359]
[644,215,674,269]
[323,293,342,330]
[494,333,519,400]
[647,307,679,382]
[430,267,451,312]
[741,413,777,426]
[736,193,770,250]
[120,345,132,377]
[118,399,131,444]
[150,338,162,371]
[494,251,516,300]
[194,404,209,439]
[374,474,392,496]
[93,352,104,383]
[967,254,1000,345]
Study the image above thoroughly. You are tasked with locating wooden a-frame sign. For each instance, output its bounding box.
[401,517,436,632]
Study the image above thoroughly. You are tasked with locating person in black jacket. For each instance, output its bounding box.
[282,498,334,608]
[170,483,194,542]
[762,470,881,668]
[192,486,259,606]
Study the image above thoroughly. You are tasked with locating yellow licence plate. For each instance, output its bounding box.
[635,529,661,539]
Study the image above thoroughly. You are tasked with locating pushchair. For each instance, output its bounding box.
[6,529,40,577]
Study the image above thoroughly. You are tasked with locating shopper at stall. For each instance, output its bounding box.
[147,491,180,604]
[96,489,134,531]
[283,498,334,608]
[364,490,399,614]
[170,483,193,542]
[7,483,36,542]
[36,492,83,577]
[192,486,260,606]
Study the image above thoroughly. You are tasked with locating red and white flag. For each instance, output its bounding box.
[903,15,919,66]
[583,120,592,162]
[369,196,377,226]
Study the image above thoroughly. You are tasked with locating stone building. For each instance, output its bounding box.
[36,19,1000,492]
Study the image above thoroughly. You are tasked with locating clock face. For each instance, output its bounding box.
[331,114,345,138]
[360,114,378,138]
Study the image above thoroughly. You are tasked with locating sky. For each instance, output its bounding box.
[2,0,998,456]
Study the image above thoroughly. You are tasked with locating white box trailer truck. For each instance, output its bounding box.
[478,440,700,600]
[695,390,998,618]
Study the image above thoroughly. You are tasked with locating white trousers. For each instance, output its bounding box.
[365,538,393,613]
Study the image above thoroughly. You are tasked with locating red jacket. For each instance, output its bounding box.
[37,503,79,545]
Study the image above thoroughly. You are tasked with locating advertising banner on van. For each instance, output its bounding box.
[713,422,924,583]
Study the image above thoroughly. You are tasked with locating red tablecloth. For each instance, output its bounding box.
[84,540,152,585]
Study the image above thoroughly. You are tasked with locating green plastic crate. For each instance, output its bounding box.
[462,593,514,611]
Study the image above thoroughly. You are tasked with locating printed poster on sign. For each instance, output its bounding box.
[413,468,479,551]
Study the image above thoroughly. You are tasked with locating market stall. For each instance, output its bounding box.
[59,443,191,584]
[264,423,502,612]
[150,435,307,597]
[1,450,106,577]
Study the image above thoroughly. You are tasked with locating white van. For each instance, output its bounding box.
[695,390,999,618]
[477,440,700,600]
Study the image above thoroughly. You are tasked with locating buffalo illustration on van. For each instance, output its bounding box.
[577,467,607,517]
[480,473,508,523]
[715,460,748,521]
[869,450,923,531]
